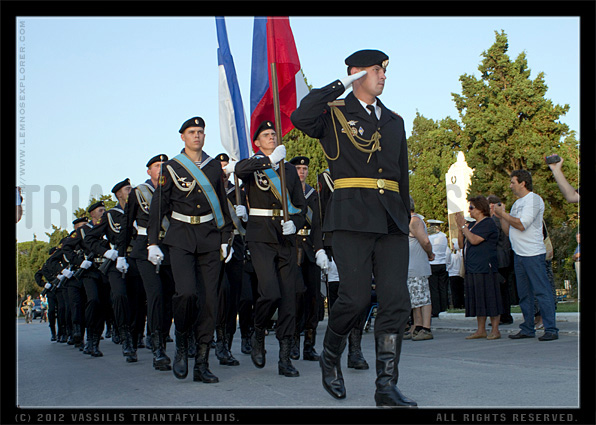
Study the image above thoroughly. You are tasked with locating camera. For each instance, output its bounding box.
[545,154,561,164]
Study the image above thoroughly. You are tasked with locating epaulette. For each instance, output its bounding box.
[327,100,345,107]
[390,110,402,119]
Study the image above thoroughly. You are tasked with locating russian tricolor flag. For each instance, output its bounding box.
[250,16,309,153]
[216,16,252,161]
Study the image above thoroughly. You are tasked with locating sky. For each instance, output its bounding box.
[14,15,581,243]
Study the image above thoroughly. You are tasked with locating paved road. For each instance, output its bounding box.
[9,313,591,424]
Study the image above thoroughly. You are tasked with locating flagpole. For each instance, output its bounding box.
[269,30,290,222]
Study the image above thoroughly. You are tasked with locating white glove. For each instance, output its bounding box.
[223,160,237,175]
[220,244,234,263]
[235,205,248,222]
[80,259,92,269]
[281,219,296,236]
[315,249,330,273]
[268,145,286,165]
[147,245,164,266]
[103,249,118,261]
[61,268,74,279]
[116,257,129,274]
[44,283,52,289]
[340,70,367,89]
[57,274,66,282]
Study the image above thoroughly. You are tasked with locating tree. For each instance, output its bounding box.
[407,113,464,223]
[283,128,328,188]
[451,30,579,226]
[73,194,116,220]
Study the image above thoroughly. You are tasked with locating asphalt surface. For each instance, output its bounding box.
[10,312,591,425]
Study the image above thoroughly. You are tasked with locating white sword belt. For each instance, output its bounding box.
[249,208,283,217]
[171,211,214,225]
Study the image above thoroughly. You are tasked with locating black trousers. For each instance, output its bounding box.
[429,264,449,316]
[46,291,58,333]
[168,246,221,344]
[330,230,410,337]
[126,259,147,341]
[136,258,175,335]
[67,278,86,329]
[247,238,302,339]
[449,276,465,309]
[107,266,132,331]
[55,287,69,336]
[296,256,322,333]
[81,270,110,334]
[238,259,258,338]
[217,255,244,339]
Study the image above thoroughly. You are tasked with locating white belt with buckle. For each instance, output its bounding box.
[137,226,147,236]
[171,211,214,224]
[249,208,283,217]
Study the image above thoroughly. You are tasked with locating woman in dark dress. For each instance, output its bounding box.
[456,196,504,340]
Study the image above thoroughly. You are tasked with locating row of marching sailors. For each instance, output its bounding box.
[35,116,370,383]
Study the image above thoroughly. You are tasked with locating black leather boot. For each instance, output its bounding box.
[173,330,189,379]
[193,343,219,383]
[290,330,300,360]
[152,331,172,371]
[374,333,417,407]
[241,334,252,354]
[187,331,197,358]
[303,329,320,361]
[250,326,266,368]
[215,326,239,366]
[90,332,103,357]
[120,325,136,361]
[50,324,57,341]
[278,337,300,377]
[83,332,93,355]
[319,327,348,399]
[72,324,82,346]
[347,327,369,369]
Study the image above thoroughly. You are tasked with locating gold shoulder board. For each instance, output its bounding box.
[327,100,345,107]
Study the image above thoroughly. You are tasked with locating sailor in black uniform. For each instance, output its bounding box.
[146,117,233,383]
[291,49,416,406]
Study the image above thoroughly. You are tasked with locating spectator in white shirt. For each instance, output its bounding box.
[494,170,558,341]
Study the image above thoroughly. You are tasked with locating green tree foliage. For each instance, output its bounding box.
[283,127,328,188]
[407,113,464,223]
[451,30,578,226]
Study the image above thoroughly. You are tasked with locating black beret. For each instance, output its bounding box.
[88,201,104,213]
[345,49,389,70]
[111,178,131,194]
[179,117,205,133]
[289,156,310,166]
[215,153,230,162]
[253,120,275,141]
[146,154,168,168]
[72,217,89,226]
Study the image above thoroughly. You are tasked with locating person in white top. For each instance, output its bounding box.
[427,220,450,317]
[494,170,558,341]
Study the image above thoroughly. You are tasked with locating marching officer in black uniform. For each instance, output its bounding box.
[62,205,111,357]
[124,154,175,371]
[146,117,233,384]
[288,156,329,362]
[291,49,416,406]
[85,180,139,363]
[63,217,91,350]
[41,245,70,343]
[224,120,307,378]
